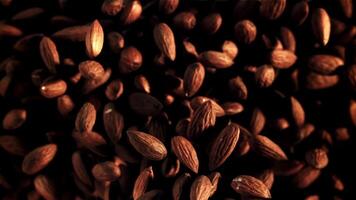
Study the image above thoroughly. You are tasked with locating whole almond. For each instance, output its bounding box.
[199,51,234,69]
[254,135,288,160]
[273,160,305,176]
[260,0,286,20]
[34,175,56,200]
[107,31,124,53]
[255,65,275,88]
[85,20,104,58]
[308,54,344,74]
[187,101,216,139]
[290,96,305,127]
[229,76,248,100]
[118,46,143,74]
[40,78,67,98]
[22,144,57,175]
[250,107,266,135]
[312,8,331,45]
[190,96,225,117]
[159,0,179,14]
[293,166,320,188]
[222,102,244,115]
[222,40,238,59]
[129,92,163,116]
[52,25,89,42]
[0,135,26,156]
[201,13,222,35]
[172,173,191,200]
[72,151,92,188]
[190,175,212,200]
[82,68,112,94]
[2,109,27,130]
[231,175,271,199]
[234,20,257,44]
[120,0,142,25]
[79,60,105,80]
[11,7,44,21]
[296,123,315,142]
[103,103,124,143]
[0,23,23,37]
[209,123,240,170]
[153,23,176,61]
[183,62,205,97]
[305,72,339,90]
[92,161,121,182]
[208,172,221,197]
[40,37,60,74]
[305,148,328,169]
[291,1,309,25]
[57,95,75,116]
[127,130,167,160]
[173,11,196,31]
[105,79,124,100]
[72,131,107,156]
[338,0,353,18]
[280,27,296,52]
[133,166,154,200]
[75,102,96,132]
[171,136,199,173]
[269,49,297,69]
[257,169,274,190]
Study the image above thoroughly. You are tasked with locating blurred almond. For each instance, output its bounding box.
[101,0,123,16]
[75,102,96,132]
[254,135,288,160]
[290,96,305,127]
[0,135,26,156]
[269,50,297,69]
[201,13,222,35]
[305,72,339,90]
[22,144,57,175]
[260,0,286,20]
[107,32,124,53]
[57,95,75,116]
[222,102,244,115]
[234,20,257,44]
[134,75,150,93]
[2,109,27,130]
[311,8,331,46]
[229,76,248,100]
[72,151,92,188]
[105,79,124,101]
[129,93,163,116]
[172,173,191,200]
[173,11,196,31]
[305,148,329,169]
[34,175,56,200]
[118,46,142,74]
[92,161,121,182]
[308,54,344,74]
[250,107,266,135]
[291,1,309,25]
[52,25,89,42]
[159,0,179,15]
[338,0,353,18]
[293,166,320,188]
[255,65,275,87]
[103,103,124,143]
[120,0,142,25]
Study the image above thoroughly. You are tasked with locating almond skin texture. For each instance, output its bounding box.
[79,60,105,80]
[231,175,271,199]
[260,0,286,20]
[290,96,305,127]
[199,51,234,69]
[40,79,67,98]
[75,102,96,132]
[187,101,216,139]
[254,135,288,160]
[133,166,154,200]
[269,50,297,69]
[183,62,205,97]
[39,36,59,73]
[305,148,329,169]
[308,54,344,74]
[190,175,212,200]
[22,144,57,175]
[171,136,199,173]
[127,130,167,160]
[85,20,104,58]
[153,23,176,61]
[312,8,331,46]
[209,123,240,170]
[305,72,339,90]
[234,20,257,44]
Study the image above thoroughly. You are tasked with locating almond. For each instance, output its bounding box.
[308,54,344,74]
[133,166,154,200]
[85,20,104,58]
[78,60,105,80]
[171,136,199,173]
[234,20,257,44]
[2,109,27,130]
[231,175,271,199]
[183,62,205,97]
[290,96,305,127]
[22,144,57,175]
[103,103,124,144]
[311,8,331,45]
[92,161,121,182]
[199,51,234,69]
[190,175,212,200]
[172,173,191,200]
[153,23,176,61]
[75,102,96,132]
[187,101,216,139]
[39,37,60,74]
[260,0,286,20]
[254,135,288,160]
[269,49,297,69]
[305,148,328,169]
[129,93,163,116]
[34,175,56,200]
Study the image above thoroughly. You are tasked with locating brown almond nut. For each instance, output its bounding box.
[254,135,288,160]
[52,25,89,42]
[231,175,271,199]
[255,65,275,88]
[146,112,170,142]
[229,76,248,100]
[190,175,213,200]
[118,46,143,74]
[75,102,96,132]
[0,23,23,37]
[311,8,331,46]
[171,136,199,173]
[85,20,104,58]
[172,173,191,200]
[338,0,353,18]
[173,11,196,31]
[291,1,309,26]
[39,78,67,98]
[0,75,12,96]
[199,51,234,69]
[101,0,123,16]
[209,123,240,170]
[280,27,296,52]
[305,72,339,90]
[129,93,163,116]
[11,7,44,21]
[257,169,274,190]
[2,109,27,130]
[305,148,328,169]
[39,37,60,74]
[105,79,124,101]
[221,102,244,115]
[273,160,305,176]
[161,156,180,178]
[57,95,75,116]
[107,32,124,53]
[234,20,257,44]
[159,0,179,14]
[250,107,266,135]
[290,96,305,127]
[296,123,315,142]
[269,50,297,69]
[183,62,205,97]
[153,23,176,61]
[92,161,121,182]
[34,175,56,200]
[82,68,112,95]
[308,54,344,74]
[78,60,105,80]
[187,101,216,139]
[127,130,167,160]
[208,172,221,197]
[103,103,124,143]
[22,144,57,175]
[349,99,356,126]
[222,40,238,59]
[190,96,225,117]
[72,151,92,188]
[293,166,321,189]
[120,0,142,25]
[175,118,190,136]
[72,131,107,156]
[201,13,222,35]
[0,135,26,156]
[133,166,154,200]
[182,39,198,58]
[332,174,345,191]
[260,0,286,20]
[134,75,151,94]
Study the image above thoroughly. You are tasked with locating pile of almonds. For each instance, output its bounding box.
[0,0,355,199]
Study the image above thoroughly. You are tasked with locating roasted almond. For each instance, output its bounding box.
[34,175,56,200]
[269,49,297,69]
[40,78,67,98]
[260,0,286,20]
[159,0,179,15]
[101,0,123,16]
[127,130,167,160]
[134,75,150,94]
[201,13,222,35]
[199,51,234,69]
[305,72,339,90]
[39,36,60,74]
[254,135,288,160]
[105,79,124,100]
[52,25,89,42]
[311,8,331,46]
[120,0,142,25]
[308,54,344,74]
[231,175,271,199]
[190,175,212,200]
[171,136,199,173]
[173,11,196,31]
[209,123,240,170]
[118,46,143,74]
[187,101,216,139]
[22,144,57,175]
[133,166,154,200]
[92,161,121,182]
[2,109,27,130]
[290,96,305,127]
[293,166,320,189]
[85,20,104,58]
[153,23,176,61]
[129,92,163,116]
[107,31,124,53]
[291,1,309,25]
[190,96,225,117]
[250,107,266,135]
[255,65,275,88]
[229,76,248,100]
[75,102,96,132]
[78,60,105,80]
[183,62,205,97]
[103,103,124,144]
[305,148,328,169]
[172,173,191,200]
[234,20,257,44]
[57,95,75,116]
